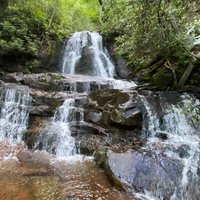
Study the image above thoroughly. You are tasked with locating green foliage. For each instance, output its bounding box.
[0,7,46,56]
[58,0,100,32]
[152,68,174,88]
[101,0,200,71]
[0,0,100,70]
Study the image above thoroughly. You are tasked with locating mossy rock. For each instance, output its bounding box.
[152,68,174,88]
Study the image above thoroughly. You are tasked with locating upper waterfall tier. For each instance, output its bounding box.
[62,31,115,78]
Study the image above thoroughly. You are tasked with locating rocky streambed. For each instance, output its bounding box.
[0,72,200,200]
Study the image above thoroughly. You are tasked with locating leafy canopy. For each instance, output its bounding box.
[101,0,200,71]
[0,0,100,57]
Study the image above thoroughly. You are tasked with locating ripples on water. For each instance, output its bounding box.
[0,141,134,200]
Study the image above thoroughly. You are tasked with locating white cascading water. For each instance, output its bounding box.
[62,31,115,78]
[35,98,79,157]
[0,87,31,143]
[42,31,135,158]
[139,93,200,200]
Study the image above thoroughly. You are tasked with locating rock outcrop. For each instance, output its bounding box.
[95,148,184,199]
[86,89,143,128]
[0,72,143,156]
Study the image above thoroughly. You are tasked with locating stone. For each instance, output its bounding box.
[115,57,132,79]
[87,89,143,128]
[176,144,190,158]
[155,132,168,140]
[25,116,50,149]
[75,46,96,76]
[88,111,102,123]
[103,149,183,199]
[109,108,142,127]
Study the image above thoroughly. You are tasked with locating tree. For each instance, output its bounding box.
[98,0,103,5]
[101,0,200,81]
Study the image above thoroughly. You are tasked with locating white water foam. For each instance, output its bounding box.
[35,99,77,157]
[139,93,200,200]
[62,31,115,78]
[0,87,31,143]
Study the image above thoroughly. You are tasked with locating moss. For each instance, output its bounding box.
[49,98,60,108]
[25,60,40,72]
[152,68,174,88]
[49,73,64,80]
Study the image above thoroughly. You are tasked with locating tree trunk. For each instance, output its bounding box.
[98,0,103,6]
[177,63,194,87]
[48,0,58,29]
[98,0,103,24]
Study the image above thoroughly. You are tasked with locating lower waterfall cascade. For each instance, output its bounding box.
[0,31,199,200]
[0,84,32,143]
[135,92,200,200]
[34,98,78,157]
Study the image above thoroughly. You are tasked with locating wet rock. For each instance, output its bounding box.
[71,124,109,155]
[176,144,190,158]
[0,80,31,94]
[30,105,52,116]
[75,46,96,75]
[115,57,132,79]
[110,108,142,127]
[30,90,68,116]
[155,132,168,140]
[26,116,50,149]
[88,89,130,108]
[94,146,108,167]
[88,111,102,123]
[197,167,200,177]
[72,123,142,156]
[102,149,183,199]
[86,89,143,129]
[0,72,113,93]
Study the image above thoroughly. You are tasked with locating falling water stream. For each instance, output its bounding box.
[136,93,200,200]
[40,31,136,158]
[62,31,115,78]
[0,31,199,200]
[0,85,32,143]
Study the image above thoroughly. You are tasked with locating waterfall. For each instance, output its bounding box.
[0,86,31,143]
[38,31,135,158]
[34,98,83,157]
[62,31,115,78]
[139,92,200,200]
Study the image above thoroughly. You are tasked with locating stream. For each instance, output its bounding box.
[0,31,199,200]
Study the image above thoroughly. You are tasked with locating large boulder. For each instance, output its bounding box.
[76,88,144,155]
[100,148,183,199]
[115,57,133,79]
[86,89,143,129]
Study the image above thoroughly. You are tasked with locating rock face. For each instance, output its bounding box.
[0,72,143,156]
[115,57,133,79]
[73,88,144,155]
[86,89,143,129]
[0,73,113,92]
[100,149,183,199]
[70,88,144,155]
[105,39,132,79]
[75,46,96,75]
[1,71,199,200]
